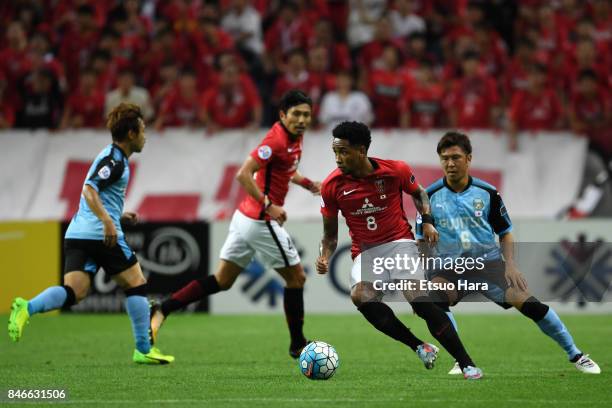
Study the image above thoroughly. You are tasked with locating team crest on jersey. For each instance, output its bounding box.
[257,145,272,160]
[98,165,111,179]
[374,179,386,194]
[473,198,484,217]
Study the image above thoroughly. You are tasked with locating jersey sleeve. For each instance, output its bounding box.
[489,191,513,235]
[320,180,339,218]
[397,161,419,194]
[85,156,125,192]
[249,135,280,168]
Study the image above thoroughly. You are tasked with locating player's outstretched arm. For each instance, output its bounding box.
[291,171,321,195]
[316,215,338,274]
[500,232,528,291]
[82,184,117,247]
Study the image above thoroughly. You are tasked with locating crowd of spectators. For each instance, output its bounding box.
[0,0,610,155]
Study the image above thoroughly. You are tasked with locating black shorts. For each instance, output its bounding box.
[426,260,512,309]
[64,237,138,276]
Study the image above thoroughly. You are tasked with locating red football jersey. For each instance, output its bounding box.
[201,84,261,128]
[399,82,444,129]
[509,88,562,130]
[238,122,303,220]
[447,75,499,129]
[320,158,419,258]
[66,90,105,128]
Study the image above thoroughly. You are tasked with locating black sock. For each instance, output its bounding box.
[62,285,76,308]
[570,353,583,363]
[161,275,221,316]
[411,297,474,369]
[358,302,423,351]
[284,288,306,346]
[520,296,549,322]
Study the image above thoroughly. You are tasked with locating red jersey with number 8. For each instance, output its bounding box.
[320,158,419,258]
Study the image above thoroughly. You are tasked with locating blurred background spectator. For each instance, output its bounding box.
[0,0,608,139]
[318,70,373,129]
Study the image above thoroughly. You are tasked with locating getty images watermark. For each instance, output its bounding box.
[370,251,488,292]
[358,240,612,304]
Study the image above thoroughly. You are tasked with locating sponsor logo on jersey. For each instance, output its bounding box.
[257,145,272,160]
[350,198,387,216]
[343,189,358,196]
[98,165,111,179]
[362,198,374,209]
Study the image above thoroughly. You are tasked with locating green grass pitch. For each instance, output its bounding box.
[1,313,610,407]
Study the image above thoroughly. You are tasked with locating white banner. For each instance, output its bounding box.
[209,219,612,314]
[0,129,586,221]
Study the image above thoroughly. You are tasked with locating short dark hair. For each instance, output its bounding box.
[437,131,472,155]
[529,63,548,75]
[279,90,312,113]
[462,50,480,61]
[332,121,371,152]
[106,103,143,142]
[578,69,598,82]
[77,4,94,16]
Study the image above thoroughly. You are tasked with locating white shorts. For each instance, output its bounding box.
[219,210,301,269]
[350,239,425,287]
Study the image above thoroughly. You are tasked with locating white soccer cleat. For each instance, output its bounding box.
[416,343,439,369]
[574,354,601,374]
[462,365,483,380]
[448,361,462,375]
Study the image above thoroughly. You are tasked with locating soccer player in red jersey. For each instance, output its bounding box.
[151,90,320,358]
[316,121,483,379]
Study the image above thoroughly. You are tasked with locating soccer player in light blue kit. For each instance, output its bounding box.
[8,103,174,364]
[416,131,600,375]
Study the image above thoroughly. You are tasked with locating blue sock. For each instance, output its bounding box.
[28,286,67,315]
[446,311,458,332]
[125,295,151,354]
[536,308,581,360]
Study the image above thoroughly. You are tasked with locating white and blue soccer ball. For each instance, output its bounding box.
[298,341,339,380]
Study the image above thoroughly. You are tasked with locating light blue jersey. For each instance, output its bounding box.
[415,176,512,260]
[65,144,129,240]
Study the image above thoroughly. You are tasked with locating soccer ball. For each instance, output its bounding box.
[298,341,339,380]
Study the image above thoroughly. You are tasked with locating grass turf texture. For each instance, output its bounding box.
[1,313,610,408]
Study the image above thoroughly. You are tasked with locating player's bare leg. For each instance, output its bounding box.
[505,286,600,374]
[350,282,439,369]
[64,271,92,303]
[403,280,482,379]
[114,263,174,364]
[151,259,243,343]
[275,263,309,358]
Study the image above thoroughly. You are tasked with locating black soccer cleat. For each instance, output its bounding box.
[289,339,310,359]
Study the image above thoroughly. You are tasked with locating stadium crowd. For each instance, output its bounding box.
[0,0,610,150]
